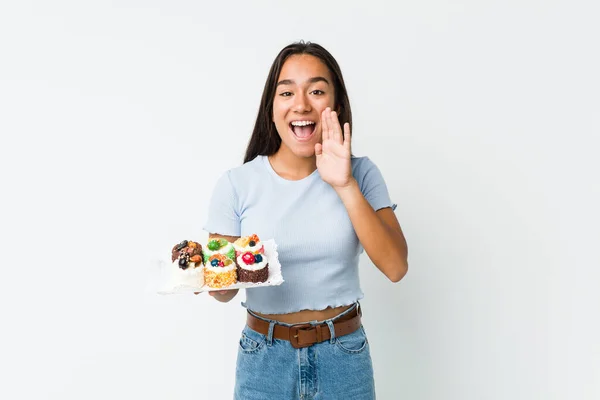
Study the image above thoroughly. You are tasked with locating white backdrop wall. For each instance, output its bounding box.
[1,1,598,399]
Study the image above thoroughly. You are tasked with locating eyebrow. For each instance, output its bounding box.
[276,76,330,87]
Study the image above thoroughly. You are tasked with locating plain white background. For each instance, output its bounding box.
[1,1,598,399]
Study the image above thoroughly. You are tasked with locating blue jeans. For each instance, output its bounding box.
[234,303,376,399]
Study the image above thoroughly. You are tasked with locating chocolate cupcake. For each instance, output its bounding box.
[169,240,204,288]
[171,240,204,266]
[236,251,269,283]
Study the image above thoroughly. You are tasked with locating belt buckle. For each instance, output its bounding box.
[289,324,313,349]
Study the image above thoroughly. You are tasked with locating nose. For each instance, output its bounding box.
[292,93,311,113]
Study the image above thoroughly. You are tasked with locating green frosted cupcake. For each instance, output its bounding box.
[203,238,236,263]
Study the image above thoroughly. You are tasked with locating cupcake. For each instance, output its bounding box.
[204,253,237,288]
[233,234,264,257]
[236,250,269,283]
[203,238,236,264]
[170,240,204,288]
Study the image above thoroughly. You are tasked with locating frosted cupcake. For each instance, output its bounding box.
[170,240,204,288]
[233,234,264,257]
[204,253,237,288]
[203,238,236,264]
[236,250,269,283]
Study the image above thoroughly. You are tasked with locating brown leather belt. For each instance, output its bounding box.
[246,305,362,349]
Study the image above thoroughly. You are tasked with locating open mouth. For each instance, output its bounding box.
[289,120,316,142]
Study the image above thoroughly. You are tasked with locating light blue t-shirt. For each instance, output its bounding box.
[203,155,395,314]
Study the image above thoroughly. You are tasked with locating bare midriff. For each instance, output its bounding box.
[253,304,353,324]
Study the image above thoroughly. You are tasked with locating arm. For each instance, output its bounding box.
[316,108,408,282]
[335,182,408,282]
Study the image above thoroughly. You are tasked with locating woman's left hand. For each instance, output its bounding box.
[315,107,354,189]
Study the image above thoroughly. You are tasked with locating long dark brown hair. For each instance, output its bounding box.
[243,41,352,164]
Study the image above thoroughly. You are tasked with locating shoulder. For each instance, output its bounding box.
[212,156,268,199]
[221,155,266,183]
[351,155,376,170]
[351,155,381,180]
[350,155,395,210]
[207,158,267,212]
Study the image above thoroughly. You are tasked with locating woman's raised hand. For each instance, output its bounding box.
[315,107,353,189]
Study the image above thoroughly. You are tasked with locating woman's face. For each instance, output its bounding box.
[272,54,336,158]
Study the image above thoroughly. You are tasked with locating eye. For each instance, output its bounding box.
[279,91,292,97]
[311,90,325,95]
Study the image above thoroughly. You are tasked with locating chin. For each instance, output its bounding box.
[280,137,318,159]
[289,140,318,158]
[294,148,316,158]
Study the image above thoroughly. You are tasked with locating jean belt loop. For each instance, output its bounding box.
[266,321,275,346]
[325,320,336,343]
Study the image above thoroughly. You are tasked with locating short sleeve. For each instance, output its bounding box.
[355,157,397,212]
[202,171,241,236]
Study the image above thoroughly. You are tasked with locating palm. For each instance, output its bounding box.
[315,108,352,188]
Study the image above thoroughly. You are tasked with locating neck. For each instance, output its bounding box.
[269,146,316,181]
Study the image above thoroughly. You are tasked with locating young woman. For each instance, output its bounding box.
[203,41,408,400]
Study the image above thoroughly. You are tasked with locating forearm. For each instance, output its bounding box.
[335,179,408,282]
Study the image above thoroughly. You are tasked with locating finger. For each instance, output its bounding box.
[343,122,351,150]
[326,108,335,141]
[331,111,342,143]
[315,143,322,156]
[321,108,330,141]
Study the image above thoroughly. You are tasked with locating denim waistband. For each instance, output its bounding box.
[246,302,359,327]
